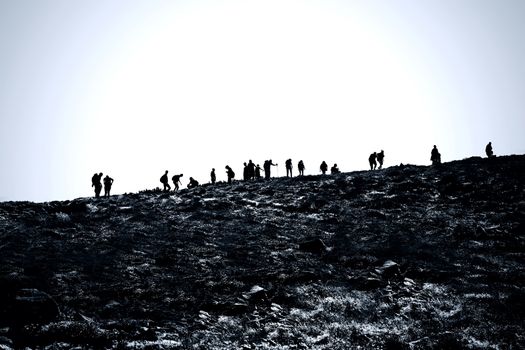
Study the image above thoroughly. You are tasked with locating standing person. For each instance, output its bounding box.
[103,175,114,197]
[225,165,235,184]
[485,142,494,158]
[285,158,293,177]
[431,145,441,165]
[298,160,305,176]
[210,168,216,184]
[172,174,183,191]
[369,152,377,170]
[320,161,328,175]
[263,160,277,180]
[255,164,263,180]
[331,164,340,174]
[160,170,171,191]
[377,150,385,169]
[243,162,249,180]
[92,173,103,198]
[247,160,256,180]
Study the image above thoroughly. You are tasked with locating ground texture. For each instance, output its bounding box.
[1,155,524,349]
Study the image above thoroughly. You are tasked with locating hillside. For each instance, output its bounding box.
[1,155,524,349]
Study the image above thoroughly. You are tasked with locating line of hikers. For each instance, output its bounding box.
[92,142,495,196]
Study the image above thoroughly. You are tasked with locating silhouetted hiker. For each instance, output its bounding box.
[485,142,494,158]
[172,174,183,191]
[331,164,340,174]
[187,177,199,189]
[431,145,441,165]
[377,150,385,169]
[243,162,249,180]
[210,168,216,184]
[255,164,262,179]
[160,170,171,191]
[285,159,293,177]
[103,175,114,197]
[247,160,255,180]
[298,160,305,176]
[91,172,103,197]
[225,165,235,184]
[320,161,328,175]
[263,160,277,180]
[369,152,377,170]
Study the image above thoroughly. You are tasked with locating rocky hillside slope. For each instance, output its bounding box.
[1,155,524,349]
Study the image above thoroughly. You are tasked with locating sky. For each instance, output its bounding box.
[1,0,524,202]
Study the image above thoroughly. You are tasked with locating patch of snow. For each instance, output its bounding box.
[464,293,493,299]
[55,212,70,222]
[125,340,182,349]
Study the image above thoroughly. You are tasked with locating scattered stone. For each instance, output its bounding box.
[13,289,59,325]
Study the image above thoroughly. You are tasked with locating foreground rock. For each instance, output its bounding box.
[0,155,524,349]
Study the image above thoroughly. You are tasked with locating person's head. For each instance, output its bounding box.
[165,170,168,174]
[334,164,337,167]
[212,168,215,171]
[249,159,252,163]
[180,174,184,177]
[244,162,247,166]
[99,173,103,176]
[190,177,194,181]
[433,145,436,148]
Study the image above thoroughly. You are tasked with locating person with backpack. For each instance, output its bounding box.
[377,150,385,169]
[172,174,183,191]
[225,165,235,184]
[103,175,114,197]
[320,161,328,175]
[485,142,494,158]
[369,152,377,170]
[91,172,103,198]
[285,159,293,177]
[431,145,441,165]
[160,170,171,191]
[210,168,216,184]
[298,160,305,176]
[331,164,340,174]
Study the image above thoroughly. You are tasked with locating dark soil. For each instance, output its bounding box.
[1,155,524,349]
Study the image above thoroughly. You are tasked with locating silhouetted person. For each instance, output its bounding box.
[320,161,328,175]
[485,142,494,158]
[160,170,171,191]
[172,174,183,191]
[255,164,262,180]
[298,160,305,176]
[225,165,235,184]
[263,160,277,180]
[210,168,216,184]
[285,158,293,177]
[187,177,199,189]
[331,164,340,174]
[92,172,103,198]
[431,145,441,165]
[243,162,249,180]
[369,152,377,170]
[103,175,114,197]
[247,160,255,180]
[377,150,385,169]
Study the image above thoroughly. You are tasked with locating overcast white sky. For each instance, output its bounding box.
[1,0,524,202]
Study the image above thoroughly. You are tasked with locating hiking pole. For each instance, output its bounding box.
[276,164,279,178]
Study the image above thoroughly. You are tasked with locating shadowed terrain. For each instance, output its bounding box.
[1,155,524,349]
